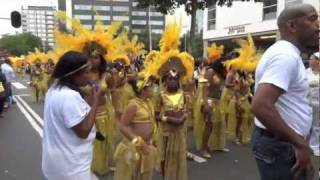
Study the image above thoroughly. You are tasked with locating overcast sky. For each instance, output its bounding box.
[0,0,190,36]
[0,0,55,36]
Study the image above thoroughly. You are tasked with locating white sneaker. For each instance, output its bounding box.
[313,150,320,157]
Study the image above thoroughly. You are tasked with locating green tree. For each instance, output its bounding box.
[0,33,42,56]
[135,28,161,51]
[136,0,261,56]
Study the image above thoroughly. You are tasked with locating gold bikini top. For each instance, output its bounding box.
[82,74,108,94]
[131,98,154,124]
[161,90,185,112]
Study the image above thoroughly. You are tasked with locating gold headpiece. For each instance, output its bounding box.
[54,11,121,61]
[25,48,47,64]
[9,56,25,68]
[143,20,194,82]
[207,43,224,63]
[224,34,261,72]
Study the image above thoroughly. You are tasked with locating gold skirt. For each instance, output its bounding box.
[161,123,188,180]
[114,140,157,180]
[91,103,116,175]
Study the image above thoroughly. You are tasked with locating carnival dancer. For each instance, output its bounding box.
[148,20,194,180]
[194,44,228,158]
[114,73,159,180]
[224,34,260,145]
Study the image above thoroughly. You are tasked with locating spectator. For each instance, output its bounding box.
[42,51,102,180]
[306,52,320,156]
[251,4,319,180]
[1,58,15,106]
[0,68,7,118]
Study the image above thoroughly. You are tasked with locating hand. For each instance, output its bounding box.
[292,141,312,180]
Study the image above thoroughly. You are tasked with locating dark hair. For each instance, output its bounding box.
[210,61,225,79]
[128,79,141,96]
[95,54,107,77]
[51,51,89,96]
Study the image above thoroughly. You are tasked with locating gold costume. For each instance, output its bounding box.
[160,90,187,180]
[82,75,116,175]
[114,98,158,180]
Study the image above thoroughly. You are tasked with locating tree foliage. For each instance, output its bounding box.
[0,33,42,56]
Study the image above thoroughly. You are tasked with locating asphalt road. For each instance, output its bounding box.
[0,76,318,180]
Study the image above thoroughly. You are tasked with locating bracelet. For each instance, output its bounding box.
[161,116,168,122]
[131,136,144,146]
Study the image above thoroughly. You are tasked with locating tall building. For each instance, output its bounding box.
[21,6,56,50]
[57,0,165,35]
[202,0,319,54]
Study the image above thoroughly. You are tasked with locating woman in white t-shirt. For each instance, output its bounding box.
[42,51,102,180]
[307,52,320,156]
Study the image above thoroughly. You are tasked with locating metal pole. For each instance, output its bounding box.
[91,0,94,29]
[148,6,152,51]
[185,33,187,51]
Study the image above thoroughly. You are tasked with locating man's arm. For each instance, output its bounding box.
[251,83,311,179]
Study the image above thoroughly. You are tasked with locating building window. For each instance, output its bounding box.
[94,15,110,21]
[132,11,147,16]
[74,14,92,20]
[74,5,92,10]
[113,16,129,21]
[132,20,146,25]
[207,5,216,30]
[285,0,302,7]
[150,20,163,26]
[152,29,163,34]
[113,6,130,12]
[263,0,277,20]
[150,12,162,17]
[132,29,142,34]
[94,5,110,11]
[132,2,139,7]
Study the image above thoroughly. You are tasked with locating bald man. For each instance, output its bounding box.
[251,4,319,180]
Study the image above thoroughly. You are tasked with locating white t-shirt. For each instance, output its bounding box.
[42,86,96,180]
[254,40,312,138]
[1,63,15,82]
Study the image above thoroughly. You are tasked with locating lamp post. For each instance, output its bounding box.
[148,6,152,51]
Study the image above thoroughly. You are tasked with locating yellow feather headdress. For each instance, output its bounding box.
[159,20,181,53]
[111,54,130,66]
[54,11,122,61]
[9,56,25,68]
[224,34,261,72]
[207,43,224,63]
[25,48,47,64]
[144,20,194,82]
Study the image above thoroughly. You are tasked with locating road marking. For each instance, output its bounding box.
[16,94,31,97]
[13,96,43,138]
[15,95,43,127]
[11,82,27,89]
[187,152,207,163]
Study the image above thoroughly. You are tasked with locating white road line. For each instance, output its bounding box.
[187,152,207,163]
[13,96,43,138]
[16,94,31,97]
[15,96,43,127]
[11,82,27,89]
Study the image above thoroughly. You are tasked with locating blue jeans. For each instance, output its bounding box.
[251,127,307,180]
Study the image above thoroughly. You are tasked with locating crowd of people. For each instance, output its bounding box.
[2,3,319,180]
[0,58,16,118]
